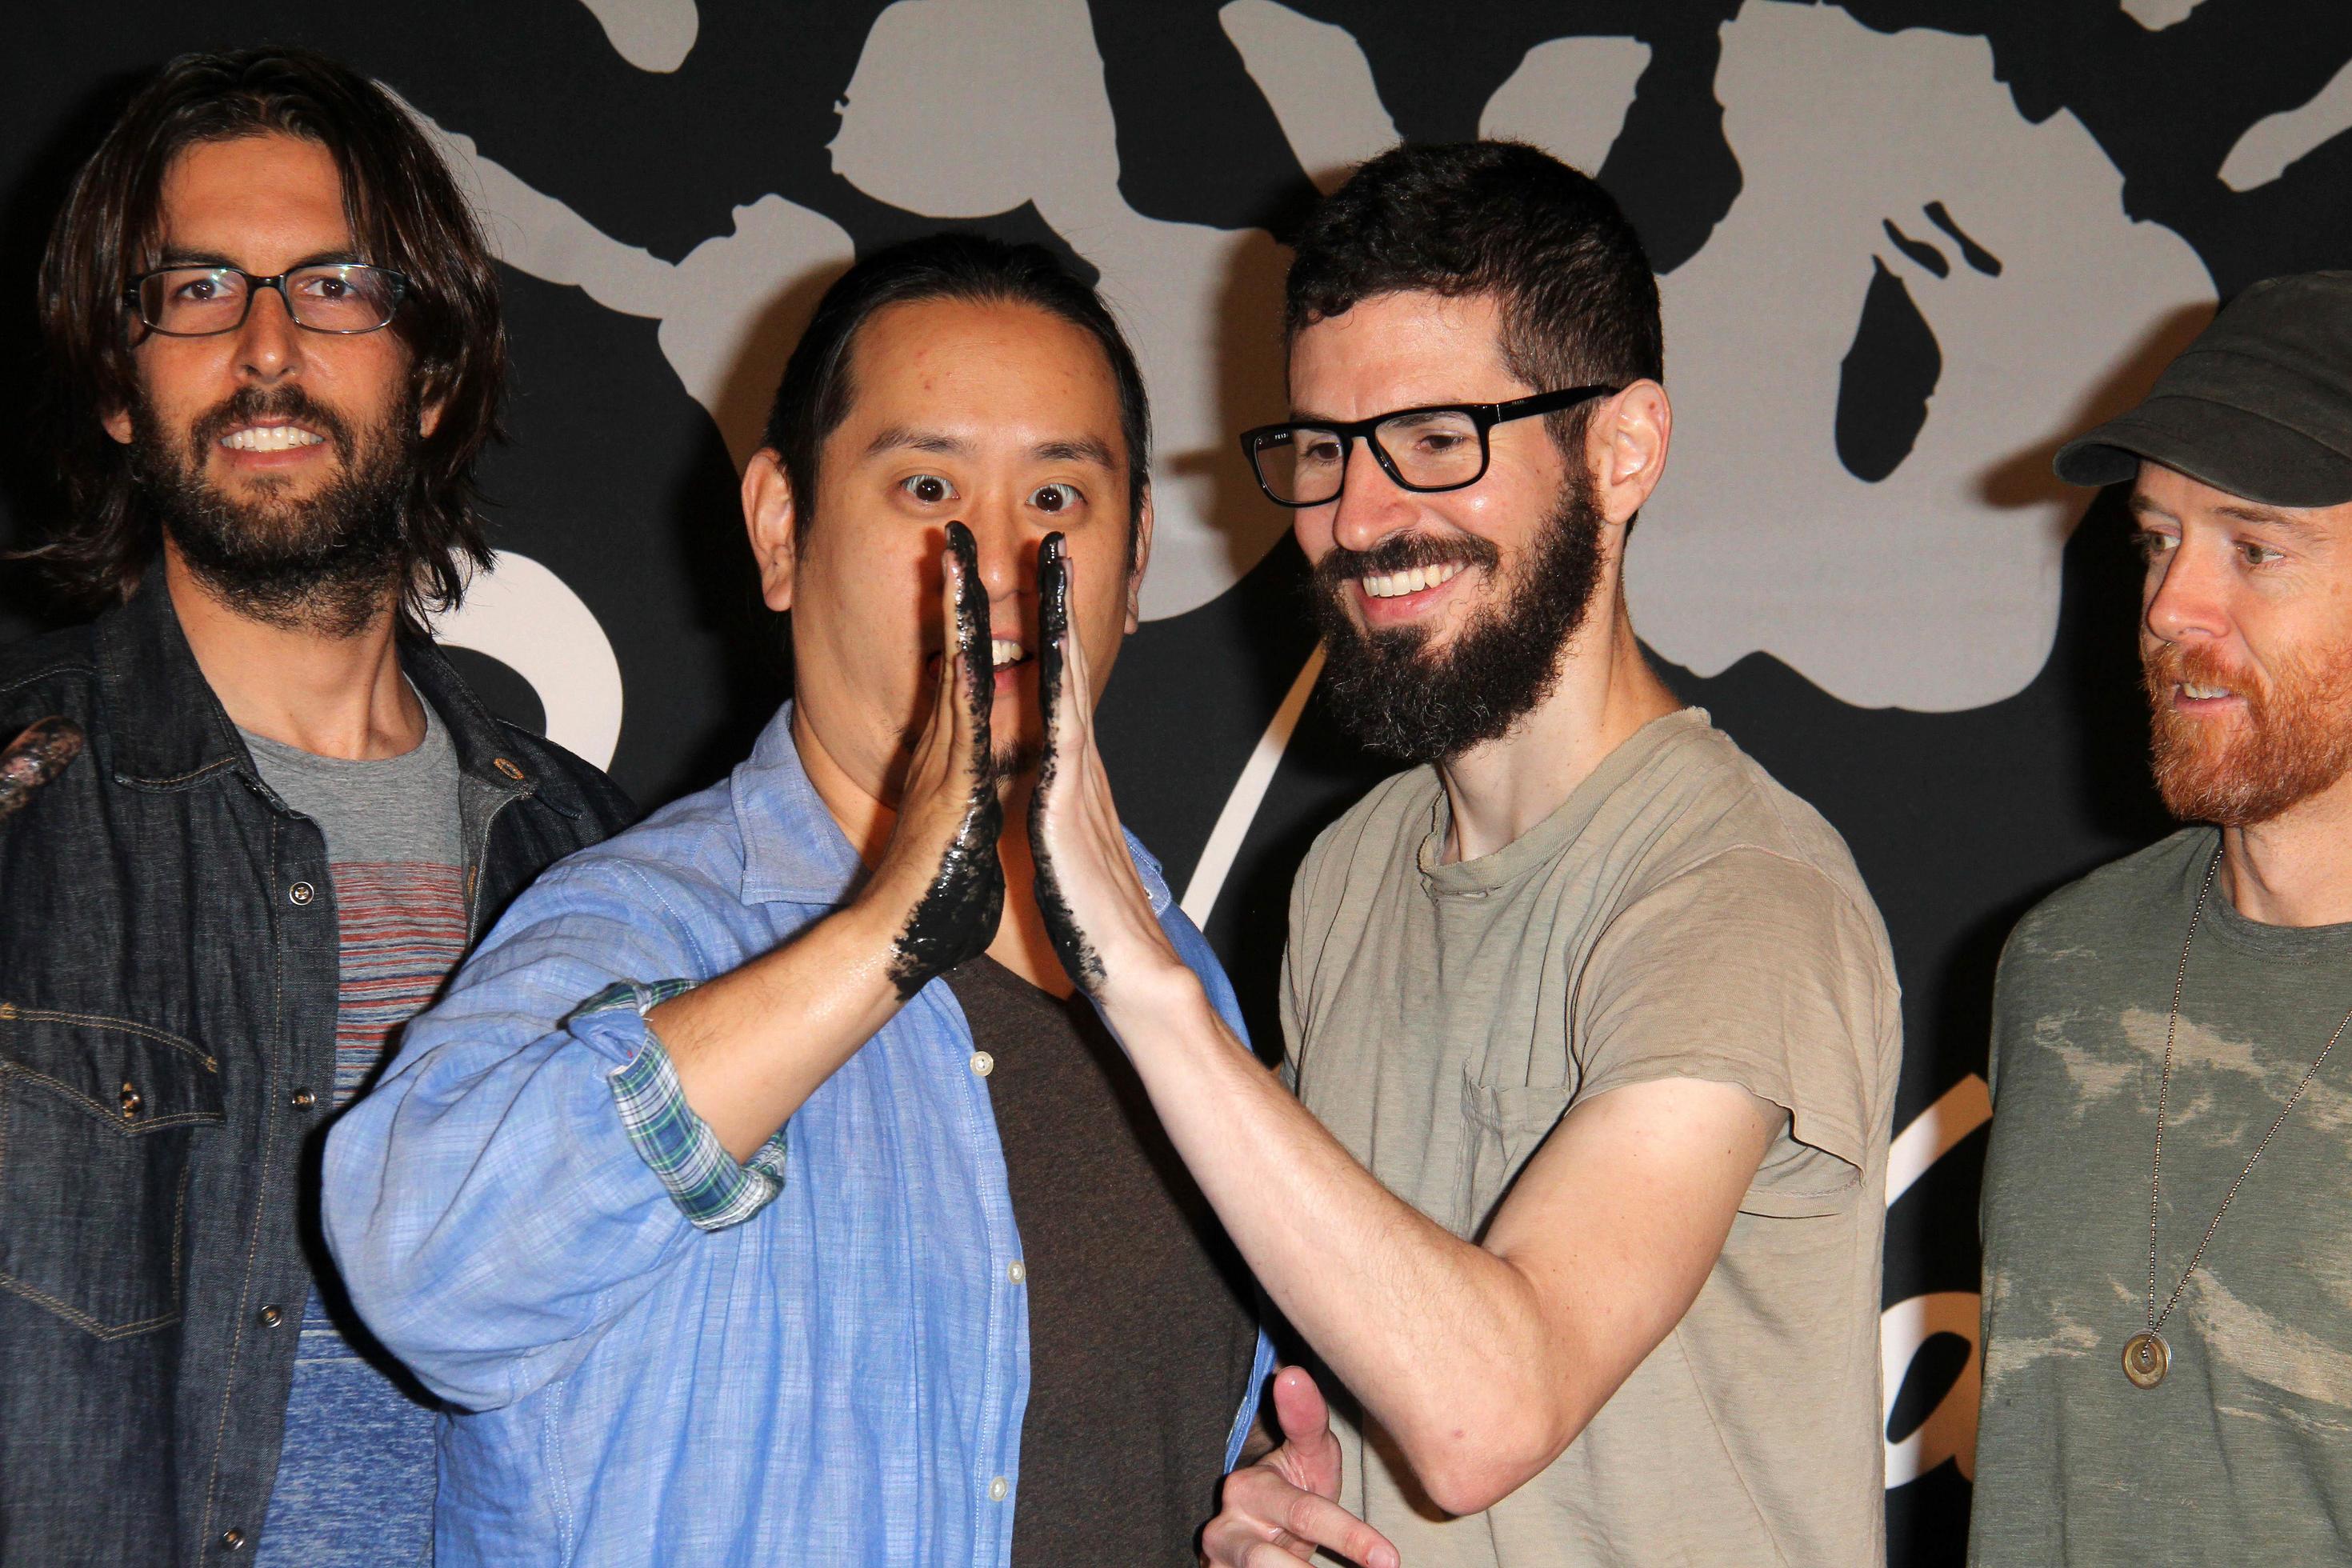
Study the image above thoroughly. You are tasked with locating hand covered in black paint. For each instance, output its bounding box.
[875,523,1006,998]
[1029,533,1182,1002]
[0,717,85,824]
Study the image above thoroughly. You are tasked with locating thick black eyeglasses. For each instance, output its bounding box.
[125,263,410,338]
[1238,384,1620,507]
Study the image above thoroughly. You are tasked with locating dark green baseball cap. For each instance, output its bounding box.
[2054,270,2352,507]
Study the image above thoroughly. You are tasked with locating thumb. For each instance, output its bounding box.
[1270,1366,1342,1498]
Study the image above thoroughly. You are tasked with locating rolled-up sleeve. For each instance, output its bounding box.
[322,852,777,1412]
[581,979,790,1231]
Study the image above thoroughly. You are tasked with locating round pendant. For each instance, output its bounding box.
[2123,1330,2170,1389]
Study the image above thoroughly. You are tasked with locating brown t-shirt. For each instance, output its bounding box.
[1284,710,1901,1567]
[942,956,1258,1567]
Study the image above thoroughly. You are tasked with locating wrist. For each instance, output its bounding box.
[1094,942,1210,1030]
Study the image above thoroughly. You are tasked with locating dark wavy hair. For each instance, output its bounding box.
[1285,140,1662,453]
[25,46,504,618]
[762,232,1150,558]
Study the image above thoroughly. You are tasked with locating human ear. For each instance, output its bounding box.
[1123,486,1154,634]
[1587,380,1672,526]
[742,449,800,613]
[102,406,133,445]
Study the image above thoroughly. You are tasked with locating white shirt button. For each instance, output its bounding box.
[988,1476,1009,1502]
[970,1050,994,1078]
[1008,1260,1026,1284]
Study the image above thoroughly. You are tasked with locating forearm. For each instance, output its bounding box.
[1100,968,1571,1501]
[647,895,907,1160]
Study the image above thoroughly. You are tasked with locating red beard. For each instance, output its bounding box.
[2142,638,2352,826]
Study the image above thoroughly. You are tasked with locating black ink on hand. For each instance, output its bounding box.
[0,718,85,824]
[1029,533,1107,994]
[890,522,1006,998]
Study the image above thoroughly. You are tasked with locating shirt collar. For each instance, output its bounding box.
[94,565,252,789]
[730,700,1175,915]
[93,560,585,818]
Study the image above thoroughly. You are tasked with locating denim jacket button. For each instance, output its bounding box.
[493,757,526,782]
[219,1527,246,1550]
[287,881,314,907]
[290,1088,317,1110]
[258,1305,282,1328]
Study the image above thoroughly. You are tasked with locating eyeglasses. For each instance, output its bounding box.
[1238,385,1620,507]
[124,264,410,338]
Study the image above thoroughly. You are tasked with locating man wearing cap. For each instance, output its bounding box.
[1971,271,2352,1564]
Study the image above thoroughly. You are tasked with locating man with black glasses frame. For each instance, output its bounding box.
[0,50,630,1565]
[1019,139,1903,1566]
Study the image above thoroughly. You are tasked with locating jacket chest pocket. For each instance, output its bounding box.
[0,1005,224,1339]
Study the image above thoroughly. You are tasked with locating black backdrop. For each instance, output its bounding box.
[9,3,2352,1561]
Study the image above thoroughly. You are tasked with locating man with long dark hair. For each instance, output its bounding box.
[0,49,630,1565]
[1023,141,1903,1565]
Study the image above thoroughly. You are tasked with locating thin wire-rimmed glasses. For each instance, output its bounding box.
[125,264,410,338]
[1238,384,1620,507]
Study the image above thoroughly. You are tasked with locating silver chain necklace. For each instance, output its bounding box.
[2125,842,2352,1388]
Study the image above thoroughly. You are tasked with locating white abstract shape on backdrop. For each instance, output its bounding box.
[1478,35,1651,172]
[406,98,855,466]
[1219,0,1398,194]
[1879,1075,1993,1486]
[1621,0,2211,711]
[830,0,1296,621]
[2219,54,2352,191]
[1180,643,1325,926]
[1882,1290,1982,1485]
[431,551,626,770]
[1886,1072,1991,1208]
[578,0,701,73]
[2119,0,2206,30]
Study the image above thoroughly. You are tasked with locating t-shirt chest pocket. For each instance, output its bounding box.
[1454,1070,1574,1238]
[0,1003,224,1338]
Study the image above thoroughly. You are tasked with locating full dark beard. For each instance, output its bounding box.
[2143,638,2352,826]
[1309,478,1606,762]
[131,385,419,638]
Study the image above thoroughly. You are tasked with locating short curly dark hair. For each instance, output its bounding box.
[26,47,504,619]
[1284,141,1662,447]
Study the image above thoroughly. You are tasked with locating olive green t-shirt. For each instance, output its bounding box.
[1972,827,2352,1565]
[1283,709,1901,1567]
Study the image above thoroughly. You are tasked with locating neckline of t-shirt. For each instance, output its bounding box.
[2198,837,2352,962]
[237,679,447,774]
[1418,707,1712,898]
[948,952,1086,1014]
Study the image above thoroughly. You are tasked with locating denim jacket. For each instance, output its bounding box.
[0,569,634,1566]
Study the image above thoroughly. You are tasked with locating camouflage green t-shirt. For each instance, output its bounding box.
[1972,826,2352,1565]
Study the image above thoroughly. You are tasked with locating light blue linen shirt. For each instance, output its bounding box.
[323,704,1272,1566]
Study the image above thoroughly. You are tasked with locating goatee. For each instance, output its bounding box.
[1309,476,1606,762]
[131,384,419,638]
[2143,638,2352,826]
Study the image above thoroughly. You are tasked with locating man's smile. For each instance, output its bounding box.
[219,420,326,452]
[926,634,1034,693]
[1353,559,1473,626]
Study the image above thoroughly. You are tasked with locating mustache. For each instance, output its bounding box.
[2144,642,2262,702]
[1310,531,1501,596]
[189,386,356,460]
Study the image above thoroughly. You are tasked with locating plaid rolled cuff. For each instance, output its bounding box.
[575,980,790,1233]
